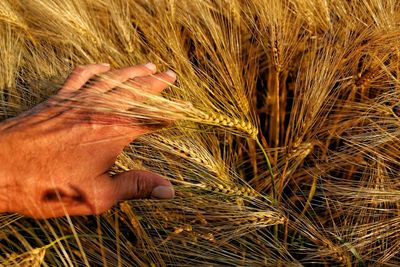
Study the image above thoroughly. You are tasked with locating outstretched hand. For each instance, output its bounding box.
[0,63,176,218]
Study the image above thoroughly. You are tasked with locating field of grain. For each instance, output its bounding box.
[1,0,399,266]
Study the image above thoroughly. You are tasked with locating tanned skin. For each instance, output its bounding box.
[0,63,176,219]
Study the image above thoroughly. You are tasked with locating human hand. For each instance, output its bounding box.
[0,63,176,218]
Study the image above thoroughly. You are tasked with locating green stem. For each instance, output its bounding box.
[256,137,277,206]
[256,137,279,241]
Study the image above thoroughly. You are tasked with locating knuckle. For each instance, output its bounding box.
[138,65,151,73]
[134,173,152,198]
[74,65,88,75]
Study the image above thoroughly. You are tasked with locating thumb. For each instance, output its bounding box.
[85,171,174,216]
[109,170,175,200]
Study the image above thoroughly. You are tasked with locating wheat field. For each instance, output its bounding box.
[1,0,400,266]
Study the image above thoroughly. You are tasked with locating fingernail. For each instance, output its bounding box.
[101,63,110,67]
[151,185,175,199]
[144,62,157,72]
[165,69,177,79]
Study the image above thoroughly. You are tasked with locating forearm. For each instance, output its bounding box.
[0,186,10,213]
[0,120,16,213]
[0,164,11,213]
